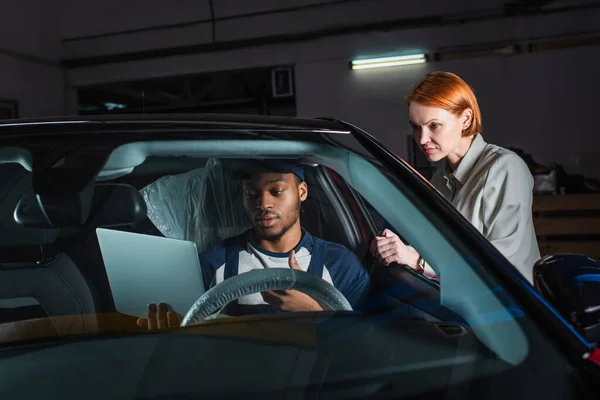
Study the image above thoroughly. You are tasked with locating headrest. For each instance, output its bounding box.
[0,164,59,247]
[140,159,251,253]
[14,183,147,229]
[86,183,148,228]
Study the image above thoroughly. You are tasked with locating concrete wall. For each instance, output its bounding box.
[0,1,65,118]
[0,54,66,118]
[296,45,600,178]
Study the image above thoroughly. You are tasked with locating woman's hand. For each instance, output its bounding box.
[370,229,420,270]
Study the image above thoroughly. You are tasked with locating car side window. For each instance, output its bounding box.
[353,193,410,245]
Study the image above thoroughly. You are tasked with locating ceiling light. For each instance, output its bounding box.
[351,54,427,70]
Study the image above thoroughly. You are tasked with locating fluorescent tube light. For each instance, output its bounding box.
[351,54,427,70]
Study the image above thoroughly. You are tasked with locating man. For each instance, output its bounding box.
[137,161,370,329]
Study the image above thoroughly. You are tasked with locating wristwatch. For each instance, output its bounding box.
[415,257,425,274]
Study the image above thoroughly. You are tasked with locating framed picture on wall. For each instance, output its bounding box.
[0,99,18,120]
[271,67,294,98]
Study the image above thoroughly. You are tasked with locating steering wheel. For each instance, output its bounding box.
[180,268,353,326]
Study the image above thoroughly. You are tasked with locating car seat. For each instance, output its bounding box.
[0,164,98,333]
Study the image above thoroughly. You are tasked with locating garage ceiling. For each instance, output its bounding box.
[69,0,597,115]
[60,0,593,66]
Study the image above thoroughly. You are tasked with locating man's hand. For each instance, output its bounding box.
[261,250,324,312]
[136,302,181,330]
[370,229,420,270]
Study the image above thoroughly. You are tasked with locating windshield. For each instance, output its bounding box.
[0,126,577,399]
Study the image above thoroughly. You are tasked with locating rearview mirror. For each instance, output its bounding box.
[533,254,600,345]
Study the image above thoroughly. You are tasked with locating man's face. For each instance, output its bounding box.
[242,171,308,242]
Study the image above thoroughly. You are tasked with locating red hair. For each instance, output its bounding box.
[406,72,482,137]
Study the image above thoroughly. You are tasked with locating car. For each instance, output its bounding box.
[0,114,599,399]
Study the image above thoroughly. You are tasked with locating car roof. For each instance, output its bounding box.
[0,114,352,136]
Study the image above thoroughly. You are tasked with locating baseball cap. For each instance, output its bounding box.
[232,159,305,182]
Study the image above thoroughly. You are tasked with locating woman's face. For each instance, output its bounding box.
[408,102,472,163]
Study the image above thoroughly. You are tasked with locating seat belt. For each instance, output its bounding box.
[307,237,326,278]
[223,234,245,280]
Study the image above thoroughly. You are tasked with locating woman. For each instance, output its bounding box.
[371,71,540,283]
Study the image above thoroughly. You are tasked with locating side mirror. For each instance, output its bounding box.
[533,254,600,345]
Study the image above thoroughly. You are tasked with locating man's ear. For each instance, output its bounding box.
[298,181,308,202]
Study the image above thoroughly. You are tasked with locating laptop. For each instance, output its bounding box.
[96,228,206,318]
